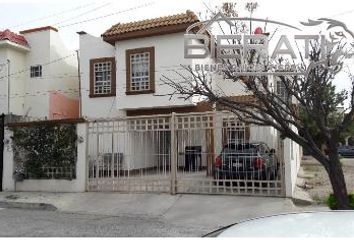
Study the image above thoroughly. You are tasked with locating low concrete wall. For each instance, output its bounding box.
[14,179,82,192]
[2,123,87,192]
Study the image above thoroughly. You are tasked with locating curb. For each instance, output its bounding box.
[0,201,57,211]
[292,197,313,206]
[292,184,313,206]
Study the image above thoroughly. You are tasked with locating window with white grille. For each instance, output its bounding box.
[89,58,115,97]
[94,61,112,94]
[130,52,150,91]
[126,47,155,94]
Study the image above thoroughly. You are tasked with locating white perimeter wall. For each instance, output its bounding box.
[2,123,87,192]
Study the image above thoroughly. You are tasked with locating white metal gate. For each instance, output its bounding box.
[87,115,172,192]
[87,111,284,196]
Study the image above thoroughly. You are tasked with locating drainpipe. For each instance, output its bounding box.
[6,59,10,115]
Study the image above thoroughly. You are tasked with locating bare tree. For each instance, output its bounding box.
[162,4,354,209]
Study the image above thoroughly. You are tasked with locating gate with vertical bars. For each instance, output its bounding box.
[87,111,284,196]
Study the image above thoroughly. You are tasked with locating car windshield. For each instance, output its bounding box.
[223,143,264,153]
[224,143,269,150]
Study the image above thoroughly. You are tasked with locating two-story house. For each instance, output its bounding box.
[79,11,301,196]
[0,26,79,119]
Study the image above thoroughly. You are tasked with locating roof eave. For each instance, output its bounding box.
[0,40,30,52]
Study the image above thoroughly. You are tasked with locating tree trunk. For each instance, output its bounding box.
[326,155,350,209]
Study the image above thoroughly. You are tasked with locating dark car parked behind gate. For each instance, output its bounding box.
[214,142,278,181]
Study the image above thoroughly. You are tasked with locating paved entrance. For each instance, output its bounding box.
[0,191,323,237]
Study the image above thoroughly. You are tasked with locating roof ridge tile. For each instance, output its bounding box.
[102,10,199,42]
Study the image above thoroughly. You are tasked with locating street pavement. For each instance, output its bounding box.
[0,192,327,237]
[0,208,202,237]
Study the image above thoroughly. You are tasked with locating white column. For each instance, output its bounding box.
[284,138,294,197]
[170,112,177,195]
[76,122,88,192]
[213,111,223,155]
[2,128,15,191]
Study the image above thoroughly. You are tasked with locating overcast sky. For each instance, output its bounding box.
[1,0,354,100]
[1,0,354,50]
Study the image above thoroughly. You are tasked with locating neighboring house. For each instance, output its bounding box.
[0,26,79,119]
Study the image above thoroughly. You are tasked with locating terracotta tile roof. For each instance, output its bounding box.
[227,95,257,103]
[0,29,29,47]
[216,95,257,110]
[102,10,198,43]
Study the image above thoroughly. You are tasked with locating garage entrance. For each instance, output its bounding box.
[87,111,284,196]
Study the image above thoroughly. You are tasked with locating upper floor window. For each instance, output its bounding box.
[126,47,155,95]
[89,57,116,98]
[30,65,42,78]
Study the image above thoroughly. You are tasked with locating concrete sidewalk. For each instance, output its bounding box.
[0,192,327,234]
